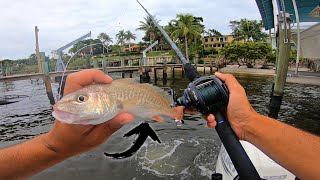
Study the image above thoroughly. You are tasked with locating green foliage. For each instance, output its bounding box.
[136,15,160,43]
[230,19,268,42]
[220,42,272,67]
[69,39,104,55]
[266,49,276,64]
[167,14,205,60]
[116,30,126,46]
[203,48,218,56]
[67,58,87,70]
[97,32,113,54]
[205,29,222,36]
[289,49,305,64]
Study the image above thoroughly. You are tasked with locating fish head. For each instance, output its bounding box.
[52,87,118,124]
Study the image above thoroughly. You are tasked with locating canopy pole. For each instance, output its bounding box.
[292,0,300,75]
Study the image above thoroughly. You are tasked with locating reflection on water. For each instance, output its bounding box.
[0,72,319,180]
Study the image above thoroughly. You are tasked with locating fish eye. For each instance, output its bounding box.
[77,95,87,103]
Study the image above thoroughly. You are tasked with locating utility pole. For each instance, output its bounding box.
[35,26,43,73]
[269,12,291,118]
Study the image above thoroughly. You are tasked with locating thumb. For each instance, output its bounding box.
[99,113,134,136]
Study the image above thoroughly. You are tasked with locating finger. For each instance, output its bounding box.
[207,121,217,128]
[214,72,240,92]
[65,69,112,94]
[103,113,134,130]
[207,114,215,123]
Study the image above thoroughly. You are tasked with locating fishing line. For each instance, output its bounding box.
[57,43,108,100]
[28,79,44,100]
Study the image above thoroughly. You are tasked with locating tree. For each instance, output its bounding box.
[136,16,160,45]
[206,29,222,36]
[124,30,136,52]
[229,19,268,42]
[116,30,126,46]
[97,33,113,54]
[169,14,204,60]
[220,42,272,68]
[68,39,103,56]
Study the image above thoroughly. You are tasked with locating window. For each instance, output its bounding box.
[205,44,208,47]
[220,38,223,42]
[222,44,225,47]
[205,38,208,42]
[210,44,213,47]
[216,38,219,41]
[211,38,214,42]
[224,37,227,42]
[218,44,221,47]
[213,44,216,47]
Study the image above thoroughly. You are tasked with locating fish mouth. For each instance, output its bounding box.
[52,105,81,124]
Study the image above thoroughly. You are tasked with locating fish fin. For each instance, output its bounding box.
[114,78,138,84]
[152,116,164,122]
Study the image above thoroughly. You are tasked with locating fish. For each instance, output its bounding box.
[52,78,176,125]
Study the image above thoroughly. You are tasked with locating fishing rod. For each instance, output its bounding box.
[136,1,261,179]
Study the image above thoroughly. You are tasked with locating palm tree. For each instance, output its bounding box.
[136,16,160,48]
[124,30,136,52]
[116,30,126,46]
[115,30,126,55]
[206,29,222,36]
[98,33,113,54]
[169,14,204,60]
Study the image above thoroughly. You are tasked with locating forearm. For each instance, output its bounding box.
[246,114,320,179]
[0,134,69,179]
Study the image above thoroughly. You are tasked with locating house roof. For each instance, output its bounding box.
[255,0,320,30]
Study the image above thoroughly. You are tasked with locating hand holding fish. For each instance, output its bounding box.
[43,69,134,157]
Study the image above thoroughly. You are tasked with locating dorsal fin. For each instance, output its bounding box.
[113,78,138,84]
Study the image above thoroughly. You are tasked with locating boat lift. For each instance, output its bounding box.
[52,32,91,71]
[141,40,158,65]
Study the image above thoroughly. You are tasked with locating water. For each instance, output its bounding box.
[0,73,319,180]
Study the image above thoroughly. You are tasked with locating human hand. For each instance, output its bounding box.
[42,69,134,157]
[205,72,259,140]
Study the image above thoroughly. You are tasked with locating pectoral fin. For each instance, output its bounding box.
[152,116,164,122]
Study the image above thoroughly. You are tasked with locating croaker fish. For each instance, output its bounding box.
[52,78,175,125]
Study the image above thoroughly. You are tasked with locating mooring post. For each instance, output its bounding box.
[85,54,91,69]
[139,66,143,82]
[210,61,213,74]
[122,72,125,78]
[42,62,55,105]
[154,68,157,81]
[172,67,175,79]
[121,58,125,66]
[35,26,43,73]
[203,63,206,75]
[163,60,168,81]
[0,61,5,76]
[102,60,108,74]
[93,59,99,68]
[181,66,185,77]
[269,12,291,119]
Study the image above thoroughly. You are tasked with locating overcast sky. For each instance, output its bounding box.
[0,0,262,59]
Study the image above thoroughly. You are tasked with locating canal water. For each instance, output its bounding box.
[0,72,319,180]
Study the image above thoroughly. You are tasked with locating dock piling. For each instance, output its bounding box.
[269,12,291,119]
[102,60,108,74]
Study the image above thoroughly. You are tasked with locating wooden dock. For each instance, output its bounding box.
[0,65,184,82]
